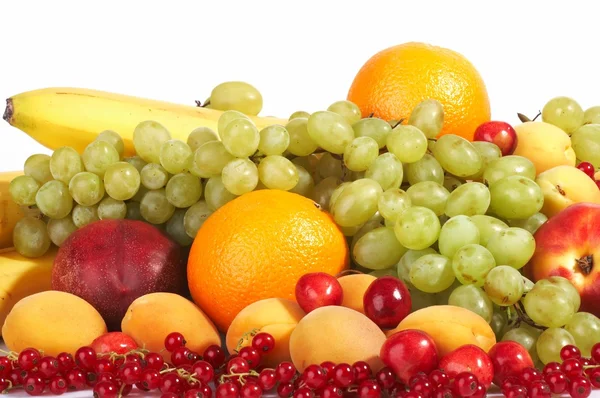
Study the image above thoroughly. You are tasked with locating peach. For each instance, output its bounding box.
[387,305,496,357]
[338,274,376,315]
[289,306,386,372]
[226,298,305,367]
[121,292,221,362]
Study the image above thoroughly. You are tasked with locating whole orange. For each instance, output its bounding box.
[347,42,491,141]
[187,190,349,332]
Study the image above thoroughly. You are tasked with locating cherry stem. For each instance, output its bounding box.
[235,328,260,353]
[512,302,547,331]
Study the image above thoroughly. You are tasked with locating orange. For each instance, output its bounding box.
[347,42,491,141]
[187,190,349,332]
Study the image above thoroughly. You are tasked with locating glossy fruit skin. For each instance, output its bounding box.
[488,341,534,386]
[363,276,412,328]
[439,344,494,388]
[473,121,518,156]
[90,332,138,355]
[295,272,344,313]
[380,329,439,384]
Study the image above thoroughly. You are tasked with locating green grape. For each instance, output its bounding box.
[68,172,105,206]
[406,283,438,312]
[443,174,463,192]
[204,177,238,211]
[353,227,408,270]
[409,254,455,293]
[132,121,172,163]
[369,268,399,278]
[221,118,260,158]
[448,284,493,323]
[408,99,444,139]
[291,154,319,175]
[536,328,576,364]
[126,201,143,221]
[470,141,502,179]
[50,147,84,184]
[343,136,379,172]
[452,244,496,287]
[394,206,440,250]
[318,153,344,179]
[489,176,544,219]
[165,209,193,246]
[123,156,147,173]
[217,110,250,136]
[406,181,449,216]
[9,175,40,206]
[397,248,438,283]
[444,182,490,217]
[327,100,362,125]
[139,189,174,224]
[258,125,290,156]
[159,140,193,174]
[483,265,524,306]
[583,106,600,125]
[350,219,384,251]
[13,217,51,258]
[165,173,202,208]
[47,217,78,247]
[96,130,125,158]
[502,325,540,361]
[72,204,99,228]
[289,165,315,197]
[564,312,600,357]
[97,197,127,220]
[523,282,576,328]
[541,96,584,134]
[470,215,509,246]
[536,276,580,312]
[386,125,428,163]
[571,124,600,167]
[507,212,548,235]
[377,188,411,223]
[104,162,141,201]
[141,163,170,190]
[24,154,52,184]
[353,118,392,148]
[486,227,535,269]
[191,141,236,178]
[332,179,382,227]
[307,111,355,154]
[183,201,213,238]
[209,81,263,115]
[222,158,259,195]
[82,140,119,177]
[257,155,299,190]
[36,180,73,219]
[312,177,342,210]
[290,111,311,120]
[491,312,508,340]
[365,153,403,190]
[285,118,318,156]
[438,215,480,258]
[405,154,444,185]
[483,155,536,186]
[130,186,149,203]
[187,127,219,152]
[432,135,483,177]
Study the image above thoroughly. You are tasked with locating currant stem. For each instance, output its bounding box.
[234,328,260,353]
[219,370,259,384]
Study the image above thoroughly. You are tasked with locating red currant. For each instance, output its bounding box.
[74,346,97,371]
[543,371,567,394]
[592,342,600,364]
[239,346,261,369]
[240,382,263,398]
[596,180,600,190]
[86,371,99,387]
[145,352,165,371]
[184,388,209,398]
[191,360,214,384]
[57,352,75,373]
[66,368,87,390]
[160,372,185,394]
[138,369,160,390]
[358,380,382,398]
[519,367,542,386]
[227,357,250,374]
[161,393,179,398]
[93,381,119,398]
[18,348,41,371]
[49,375,68,395]
[37,356,60,378]
[409,373,429,387]
[293,387,314,398]
[432,386,454,398]
[276,361,296,383]
[171,346,193,367]
[577,162,595,179]
[164,332,186,352]
[504,385,528,398]
[429,369,449,388]
[98,372,115,384]
[320,361,336,379]
[353,361,372,383]
[527,380,551,398]
[93,358,115,375]
[580,357,593,367]
[8,369,21,387]
[320,384,342,398]
[302,364,327,389]
[196,384,213,397]
[252,332,275,354]
[277,382,294,398]
[471,383,486,398]
[570,375,592,398]
[0,357,12,377]
[203,345,226,368]
[24,372,45,396]
[588,367,600,388]
[216,381,240,398]
[560,344,581,361]
[541,362,560,375]
[560,357,582,377]
[404,391,424,398]
[376,366,396,389]
[452,372,478,397]
[258,368,277,390]
[412,379,433,397]
[0,378,10,394]
[500,376,521,392]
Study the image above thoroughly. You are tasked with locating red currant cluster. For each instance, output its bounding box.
[576,161,600,189]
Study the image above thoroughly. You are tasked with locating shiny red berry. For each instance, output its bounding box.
[18,348,41,371]
[252,332,275,354]
[74,346,97,371]
[203,345,226,368]
[276,361,296,383]
[164,332,186,352]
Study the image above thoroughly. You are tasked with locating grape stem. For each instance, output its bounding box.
[512,301,548,331]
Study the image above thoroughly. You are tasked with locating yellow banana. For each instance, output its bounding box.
[4,87,288,156]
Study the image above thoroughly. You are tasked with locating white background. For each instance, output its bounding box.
[0,0,598,396]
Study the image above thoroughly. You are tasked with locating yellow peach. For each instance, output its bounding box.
[338,274,376,315]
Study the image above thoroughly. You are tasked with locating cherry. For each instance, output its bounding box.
[376,366,396,389]
[358,379,382,398]
[429,369,449,388]
[203,345,226,368]
[276,361,296,383]
[160,372,185,394]
[240,382,263,398]
[239,346,261,369]
[528,380,551,398]
[66,368,87,390]
[24,372,45,396]
[332,363,354,387]
[577,162,596,179]
[321,384,343,398]
[473,120,518,156]
[227,357,250,374]
[541,362,560,375]
[543,371,567,394]
[452,372,478,397]
[252,332,275,354]
[504,385,528,398]
[353,361,373,383]
[363,276,412,328]
[145,352,165,371]
[277,382,294,398]
[569,375,592,398]
[38,356,60,378]
[560,344,581,361]
[320,361,336,379]
[18,348,41,371]
[0,357,12,378]
[560,357,582,377]
[216,381,240,398]
[258,368,277,390]
[294,387,315,398]
[49,375,68,395]
[519,367,542,386]
[74,346,97,371]
[302,364,327,389]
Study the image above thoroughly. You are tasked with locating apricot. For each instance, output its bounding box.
[289,306,386,372]
[387,305,496,357]
[121,292,221,362]
[2,291,107,356]
[226,298,305,367]
[338,274,376,315]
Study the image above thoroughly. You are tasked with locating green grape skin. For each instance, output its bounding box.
[159,140,193,174]
[291,154,319,175]
[483,265,524,306]
[49,147,84,184]
[210,81,263,116]
[204,177,238,211]
[536,328,576,364]
[407,283,438,312]
[444,182,491,217]
[13,217,51,258]
[222,158,259,195]
[139,189,174,224]
[258,125,290,156]
[312,177,342,210]
[103,162,141,201]
[165,173,203,208]
[583,106,600,125]
[369,268,399,278]
[448,284,493,323]
[217,110,250,136]
[502,326,541,362]
[187,127,219,152]
[132,121,172,164]
[377,188,411,223]
[523,282,576,328]
[353,118,392,149]
[397,248,438,283]
[35,180,73,219]
[536,276,580,312]
[141,163,170,190]
[570,124,600,167]
[486,227,535,270]
[491,312,508,341]
[409,254,455,293]
[483,156,537,186]
[406,181,449,216]
[452,244,496,287]
[47,217,78,247]
[470,215,509,247]
[318,153,344,180]
[289,165,315,198]
[332,179,382,227]
[289,111,311,120]
[394,206,441,250]
[97,197,127,220]
[443,174,463,192]
[258,155,299,191]
[126,201,143,221]
[432,134,483,177]
[24,154,53,184]
[507,212,548,235]
[489,176,544,220]
[541,96,584,134]
[221,118,260,158]
[343,136,379,172]
[96,130,125,158]
[350,219,384,253]
[68,172,105,206]
[405,154,444,185]
[72,205,99,228]
[82,140,120,177]
[191,141,236,178]
[165,209,194,246]
[130,186,149,203]
[327,100,362,125]
[564,312,600,357]
[307,111,355,154]
[386,125,428,164]
[9,175,40,206]
[353,227,408,270]
[285,118,318,156]
[470,141,502,179]
[184,201,213,238]
[365,153,403,190]
[408,99,444,139]
[123,156,147,173]
[438,215,480,259]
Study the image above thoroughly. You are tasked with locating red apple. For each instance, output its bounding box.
[363,276,412,329]
[91,332,138,355]
[295,272,343,313]
[488,341,534,386]
[473,121,518,156]
[439,344,494,388]
[380,329,438,384]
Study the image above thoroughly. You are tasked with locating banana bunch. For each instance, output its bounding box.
[4,87,287,156]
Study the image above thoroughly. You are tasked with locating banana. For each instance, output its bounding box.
[4,87,288,156]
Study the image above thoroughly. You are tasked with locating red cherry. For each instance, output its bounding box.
[363,276,412,328]
[473,120,518,156]
[295,272,344,313]
[90,332,138,355]
[596,180,600,190]
[576,162,596,179]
